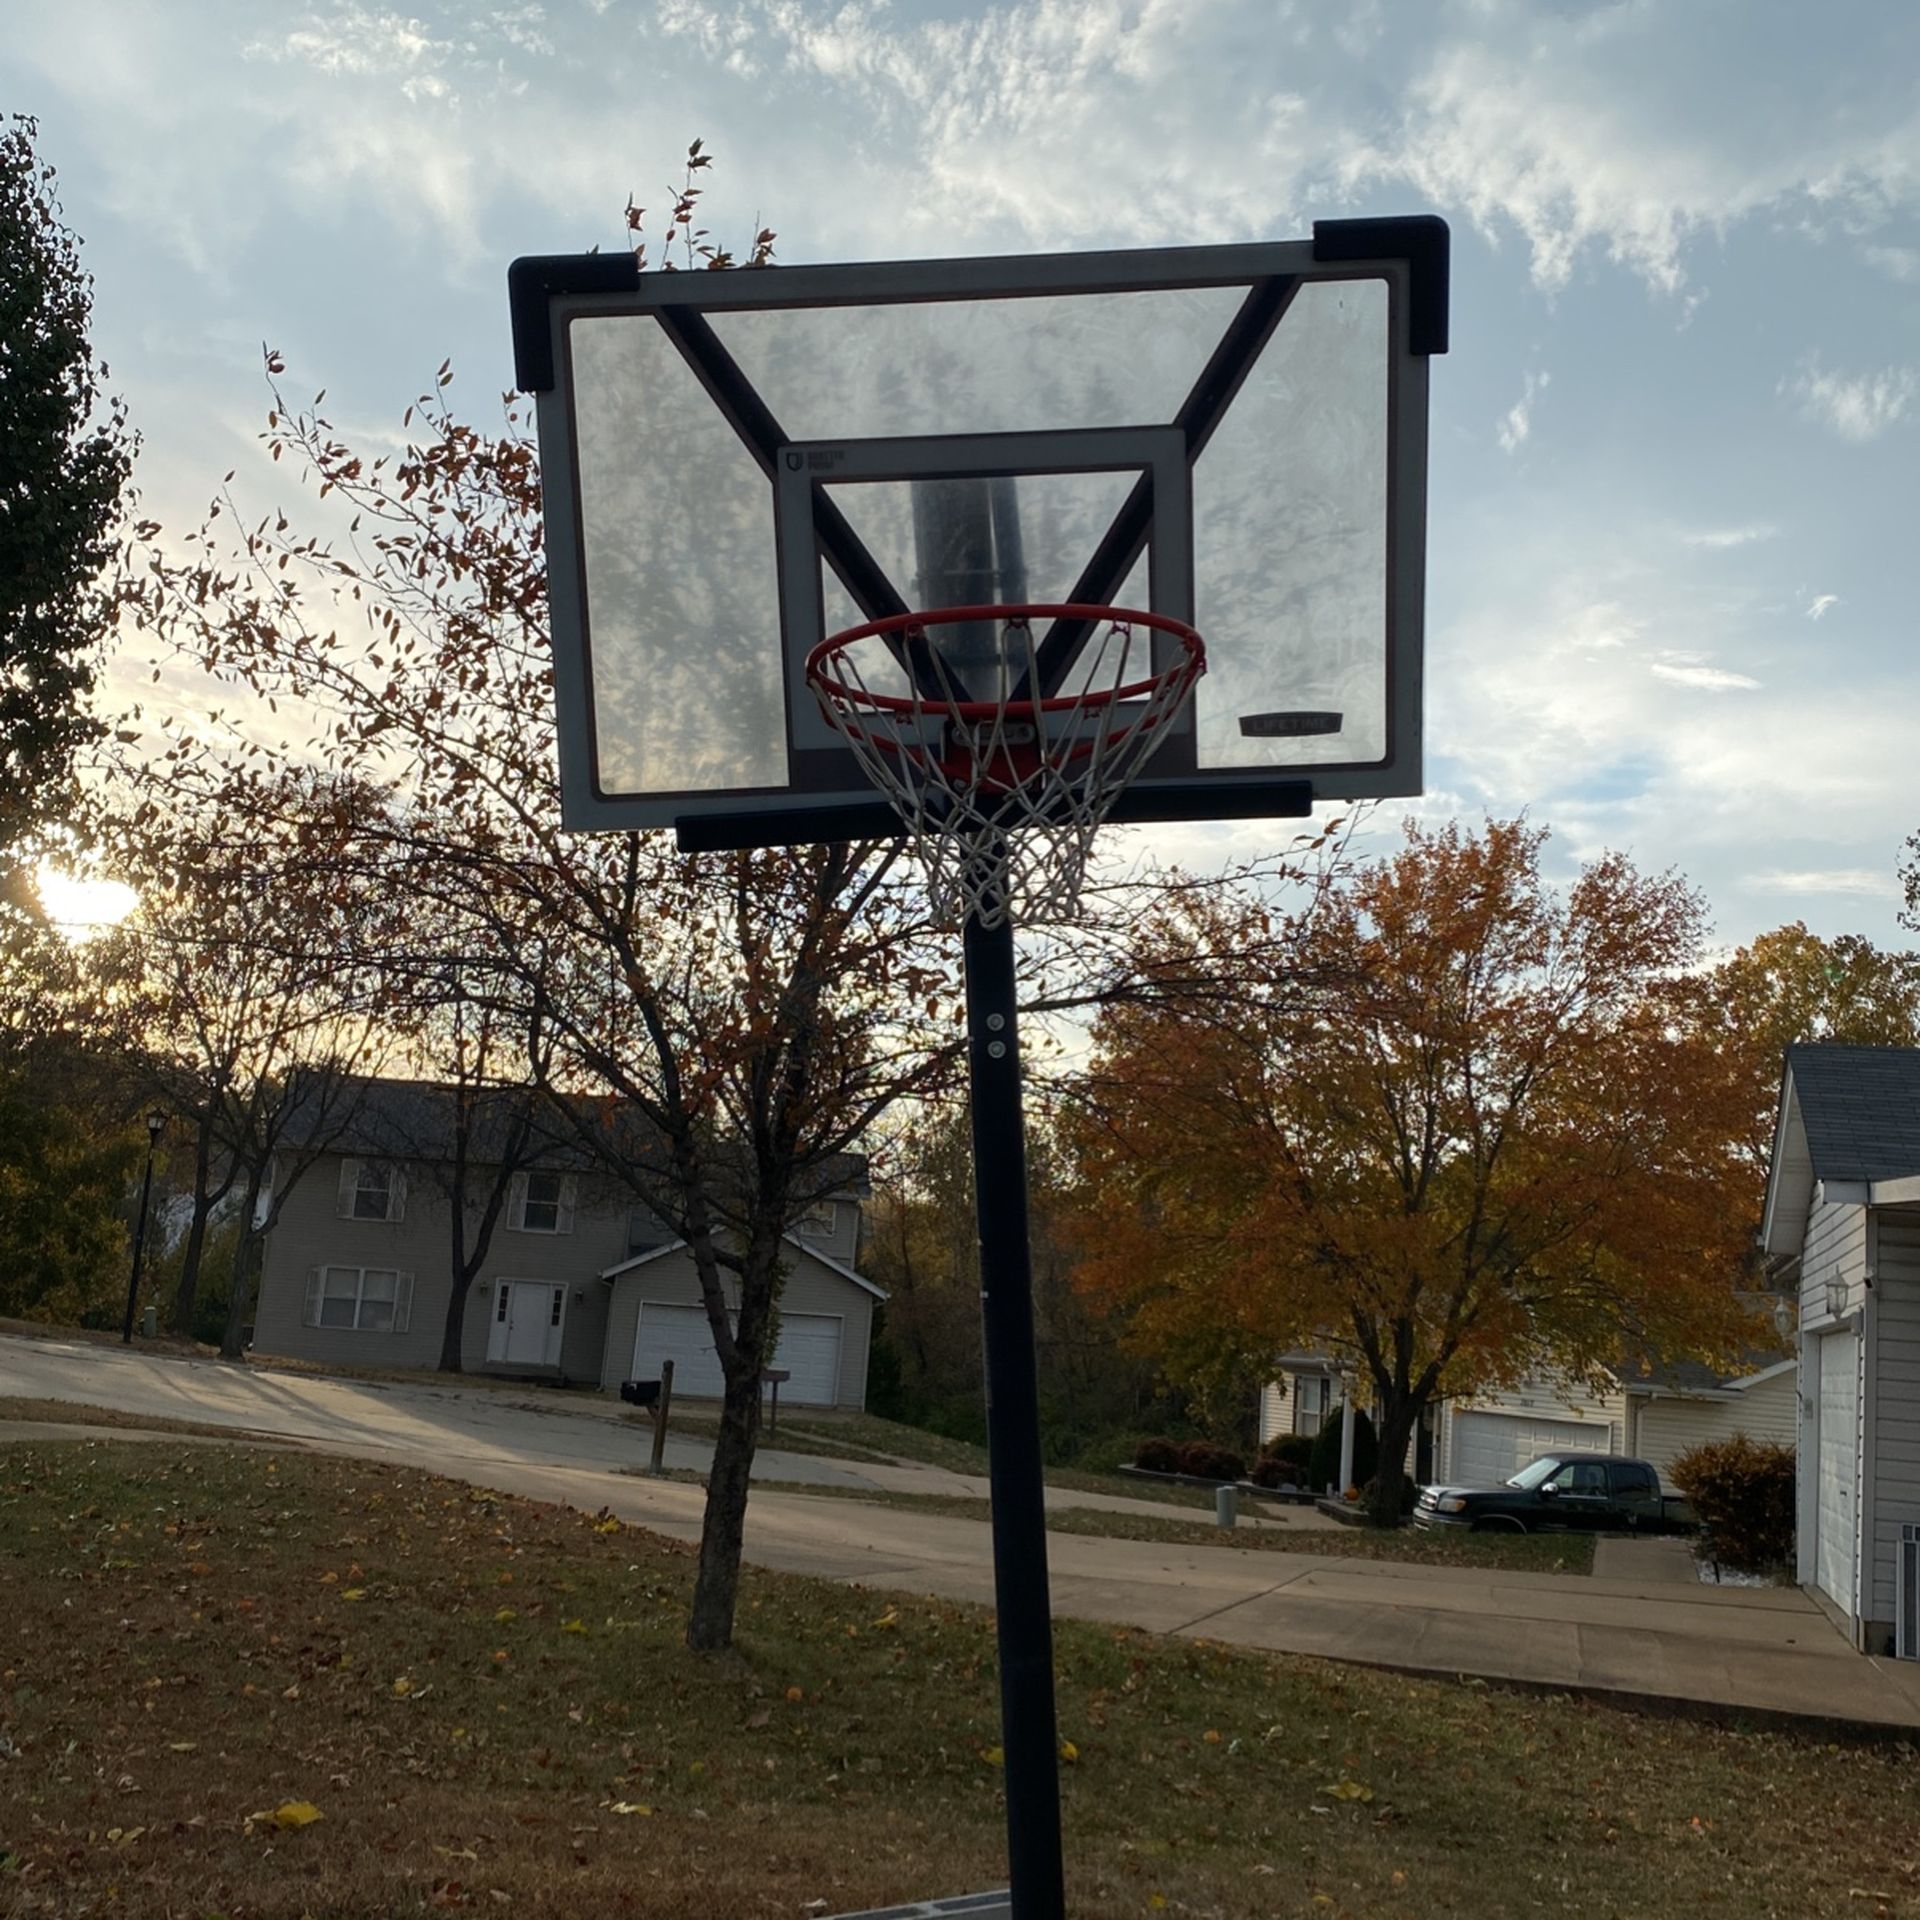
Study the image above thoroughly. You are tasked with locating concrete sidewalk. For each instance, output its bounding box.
[0,1332,1325,1530]
[7,1332,1919,1735]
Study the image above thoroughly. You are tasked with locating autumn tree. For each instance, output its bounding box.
[123,327,957,1651]
[1704,921,1920,1171]
[93,761,397,1349]
[863,1104,1163,1453]
[1067,818,1759,1524]
[0,116,135,928]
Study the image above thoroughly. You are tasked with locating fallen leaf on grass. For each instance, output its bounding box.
[1325,1779,1374,1803]
[250,1801,324,1831]
[340,1589,367,1603]
[561,1619,586,1635]
[166,1741,196,1753]
[981,1747,1004,1768]
[1059,1740,1079,1764]
[608,1802,652,1817]
[494,1607,518,1624]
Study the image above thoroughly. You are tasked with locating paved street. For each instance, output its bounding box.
[7,1332,1920,1732]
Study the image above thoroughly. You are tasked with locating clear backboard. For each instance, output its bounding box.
[509,218,1447,849]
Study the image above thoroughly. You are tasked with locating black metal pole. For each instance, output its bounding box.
[964,905,1065,1920]
[121,1141,158,1345]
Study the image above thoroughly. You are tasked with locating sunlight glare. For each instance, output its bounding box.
[35,864,138,943]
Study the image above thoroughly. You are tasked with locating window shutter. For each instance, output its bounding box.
[557,1175,577,1236]
[395,1273,414,1335]
[303,1267,323,1328]
[390,1168,407,1223]
[508,1170,528,1231]
[336,1158,360,1218]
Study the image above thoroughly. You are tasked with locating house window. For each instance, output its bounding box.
[338,1158,405,1222]
[1294,1376,1331,1434]
[512,1170,575,1234]
[306,1266,413,1333]
[797,1200,836,1240]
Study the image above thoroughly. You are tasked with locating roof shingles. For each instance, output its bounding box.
[1786,1043,1920,1184]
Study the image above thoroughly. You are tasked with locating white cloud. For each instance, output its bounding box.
[1649,660,1762,693]
[1785,358,1918,442]
[1749,868,1900,900]
[248,9,449,80]
[1680,524,1778,550]
[1497,368,1549,453]
[1866,245,1920,282]
[1807,593,1841,620]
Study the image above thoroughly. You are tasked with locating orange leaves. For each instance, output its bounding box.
[1065,815,1759,1415]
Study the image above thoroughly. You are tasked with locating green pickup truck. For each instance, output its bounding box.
[1413,1453,1691,1534]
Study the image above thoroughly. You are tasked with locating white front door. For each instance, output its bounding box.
[490,1281,565,1368]
[1817,1331,1859,1615]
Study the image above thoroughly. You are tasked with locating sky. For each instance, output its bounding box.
[12,0,1920,951]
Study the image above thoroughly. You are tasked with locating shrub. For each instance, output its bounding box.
[1132,1437,1183,1475]
[1669,1434,1795,1573]
[1174,1441,1247,1482]
[1260,1431,1314,1474]
[1361,1472,1417,1519]
[1079,1431,1178,1476]
[1308,1406,1377,1496]
[1250,1454,1303,1489]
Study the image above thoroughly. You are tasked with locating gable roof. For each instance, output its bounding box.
[1762,1044,1920,1256]
[1781,1044,1920,1182]
[279,1073,869,1198]
[599,1233,887,1300]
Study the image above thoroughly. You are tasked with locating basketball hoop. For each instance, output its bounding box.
[806,603,1205,928]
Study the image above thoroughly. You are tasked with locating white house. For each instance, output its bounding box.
[1763,1043,1920,1655]
[253,1077,882,1410]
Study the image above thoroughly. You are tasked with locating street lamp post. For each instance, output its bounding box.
[121,1111,168,1345]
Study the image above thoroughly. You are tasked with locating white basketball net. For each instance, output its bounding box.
[807,606,1205,929]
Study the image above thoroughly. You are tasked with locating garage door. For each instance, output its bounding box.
[1817,1332,1859,1613]
[1449,1411,1600,1487]
[631,1304,843,1408]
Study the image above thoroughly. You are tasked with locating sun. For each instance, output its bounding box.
[35,864,138,943]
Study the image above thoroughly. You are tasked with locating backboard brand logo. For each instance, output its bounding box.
[806,447,847,473]
[783,449,803,471]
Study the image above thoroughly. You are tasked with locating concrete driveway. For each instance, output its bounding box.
[6,1332,1918,1733]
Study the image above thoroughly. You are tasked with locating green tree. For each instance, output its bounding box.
[0,1038,139,1324]
[0,116,135,918]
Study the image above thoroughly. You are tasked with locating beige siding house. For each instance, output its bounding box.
[1439,1358,1794,1487]
[1764,1043,1920,1656]
[1259,1350,1791,1492]
[254,1078,882,1409]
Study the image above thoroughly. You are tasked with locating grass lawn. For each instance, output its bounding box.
[3,1441,1913,1920]
[755,1486,1598,1576]
[665,1406,1226,1513]
[0,1396,255,1442]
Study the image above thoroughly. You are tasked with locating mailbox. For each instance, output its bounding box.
[620,1378,662,1410]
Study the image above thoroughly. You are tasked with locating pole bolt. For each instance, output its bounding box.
[988,1040,1008,1059]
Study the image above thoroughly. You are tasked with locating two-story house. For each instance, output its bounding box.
[252,1077,883,1408]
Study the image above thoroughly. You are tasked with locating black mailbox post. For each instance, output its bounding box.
[761,1366,792,1433]
[620,1359,674,1472]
